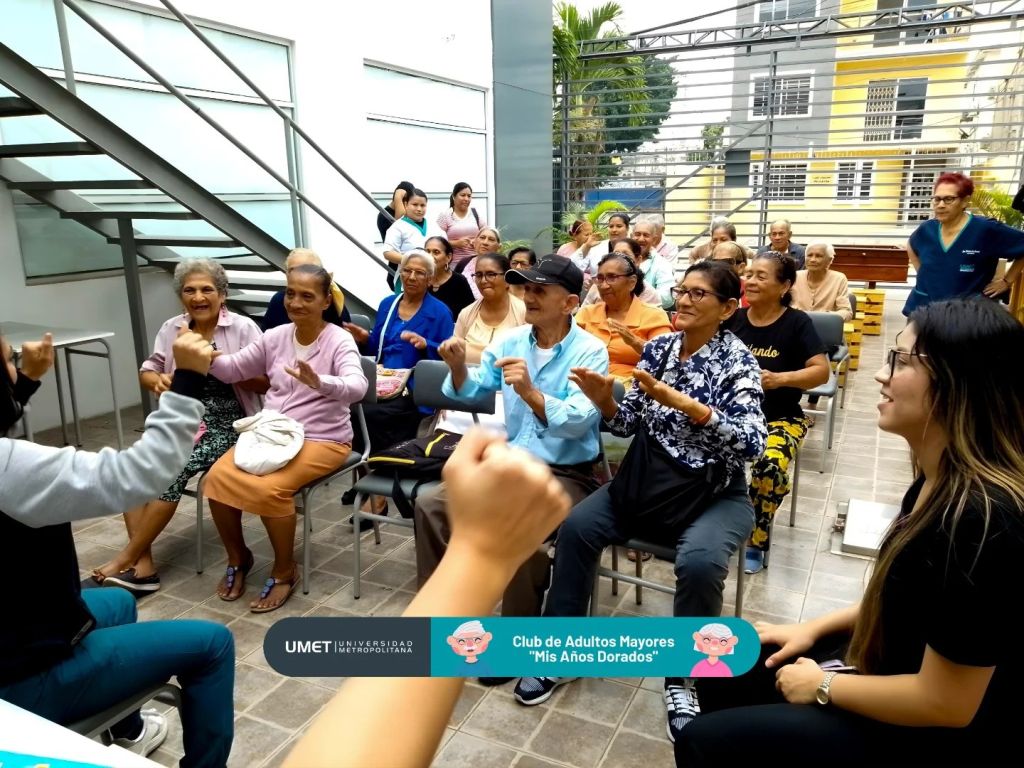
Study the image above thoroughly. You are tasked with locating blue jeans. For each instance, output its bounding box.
[0,589,234,768]
[544,473,754,619]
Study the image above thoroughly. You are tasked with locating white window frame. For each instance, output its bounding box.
[900,153,952,224]
[864,77,928,142]
[758,1,819,23]
[835,160,874,204]
[751,161,808,202]
[749,71,814,121]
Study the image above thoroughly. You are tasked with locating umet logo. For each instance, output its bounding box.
[285,640,333,653]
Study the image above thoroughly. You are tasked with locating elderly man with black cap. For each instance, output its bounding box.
[414,256,609,662]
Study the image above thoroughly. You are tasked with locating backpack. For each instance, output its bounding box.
[365,430,462,517]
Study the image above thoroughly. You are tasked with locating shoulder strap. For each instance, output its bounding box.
[471,207,480,228]
[377,297,402,363]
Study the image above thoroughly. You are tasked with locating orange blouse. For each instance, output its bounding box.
[575,297,674,380]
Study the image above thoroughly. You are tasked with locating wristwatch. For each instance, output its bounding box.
[816,671,838,706]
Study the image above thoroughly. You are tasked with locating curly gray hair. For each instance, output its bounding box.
[173,258,229,295]
[401,250,436,278]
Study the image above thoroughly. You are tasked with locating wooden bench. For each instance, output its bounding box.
[832,244,909,287]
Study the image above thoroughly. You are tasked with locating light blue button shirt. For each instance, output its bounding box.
[443,320,609,466]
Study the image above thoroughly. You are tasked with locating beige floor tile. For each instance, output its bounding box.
[527,711,615,768]
[435,731,519,768]
[462,690,548,748]
[228,715,292,768]
[598,731,674,768]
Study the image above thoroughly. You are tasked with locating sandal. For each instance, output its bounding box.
[626,549,653,563]
[218,549,255,602]
[250,568,301,614]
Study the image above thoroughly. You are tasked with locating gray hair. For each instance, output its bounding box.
[693,622,736,654]
[401,249,435,278]
[770,219,793,233]
[173,258,228,295]
[805,241,835,260]
[632,216,656,234]
[640,213,665,232]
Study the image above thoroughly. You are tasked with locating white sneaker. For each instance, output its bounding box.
[111,708,168,756]
[664,682,700,743]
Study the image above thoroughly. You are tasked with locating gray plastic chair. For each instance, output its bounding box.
[68,682,182,743]
[804,312,845,472]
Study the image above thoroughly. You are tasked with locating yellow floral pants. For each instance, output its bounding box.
[748,417,809,551]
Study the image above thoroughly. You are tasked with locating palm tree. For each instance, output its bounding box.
[553,2,649,202]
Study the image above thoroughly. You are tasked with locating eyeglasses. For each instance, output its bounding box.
[671,287,725,304]
[593,273,633,284]
[472,271,504,282]
[182,286,218,296]
[931,195,963,205]
[400,267,428,280]
[885,348,929,378]
[510,260,531,269]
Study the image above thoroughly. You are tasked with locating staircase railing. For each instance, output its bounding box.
[53,0,393,272]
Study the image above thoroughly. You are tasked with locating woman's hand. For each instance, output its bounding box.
[775,657,826,705]
[19,333,54,381]
[439,337,467,369]
[761,369,784,390]
[569,366,616,410]
[401,331,427,351]
[343,322,369,345]
[757,621,819,668]
[444,428,571,571]
[451,237,472,250]
[150,373,174,396]
[633,368,686,410]
[285,359,321,389]
[983,276,1010,297]
[607,319,644,354]
[583,233,603,251]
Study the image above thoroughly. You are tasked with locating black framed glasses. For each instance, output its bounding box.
[885,348,928,378]
[472,271,503,282]
[593,273,632,284]
[671,287,726,304]
[931,195,962,205]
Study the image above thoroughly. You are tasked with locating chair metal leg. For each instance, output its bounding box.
[610,546,620,596]
[353,492,363,599]
[301,489,313,595]
[789,449,800,527]
[827,394,838,451]
[735,541,745,617]
[195,478,205,574]
[635,548,644,606]
[839,359,850,409]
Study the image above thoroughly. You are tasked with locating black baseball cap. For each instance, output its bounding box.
[505,255,584,295]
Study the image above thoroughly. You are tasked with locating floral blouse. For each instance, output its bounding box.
[607,330,767,485]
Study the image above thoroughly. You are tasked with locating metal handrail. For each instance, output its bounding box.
[58,0,392,272]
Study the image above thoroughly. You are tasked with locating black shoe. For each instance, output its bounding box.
[341,487,358,505]
[347,515,375,532]
[478,677,514,686]
[514,676,576,705]
[102,568,162,595]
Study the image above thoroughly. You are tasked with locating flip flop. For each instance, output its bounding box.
[250,568,301,614]
[217,549,255,602]
[626,549,653,562]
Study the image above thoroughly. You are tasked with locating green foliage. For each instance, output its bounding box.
[971,186,1024,229]
[539,199,628,245]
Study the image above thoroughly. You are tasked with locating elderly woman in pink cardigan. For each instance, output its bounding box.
[92,258,265,593]
[203,264,367,613]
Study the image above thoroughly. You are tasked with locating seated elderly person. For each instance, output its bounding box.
[756,219,806,269]
[645,212,680,264]
[712,241,750,307]
[1,328,235,765]
[583,229,674,310]
[790,241,853,321]
[575,251,673,383]
[690,219,740,264]
[261,248,351,330]
[416,256,609,644]
[203,265,368,612]
[457,226,503,300]
[455,253,527,364]
[92,258,264,593]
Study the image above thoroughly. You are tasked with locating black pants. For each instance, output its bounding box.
[677,634,984,767]
[354,393,423,457]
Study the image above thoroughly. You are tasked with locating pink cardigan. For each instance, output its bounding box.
[142,311,263,416]
[210,323,368,444]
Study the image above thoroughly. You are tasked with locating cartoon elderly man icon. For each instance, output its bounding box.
[447,620,493,664]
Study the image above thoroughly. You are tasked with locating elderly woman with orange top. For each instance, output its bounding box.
[575,251,673,383]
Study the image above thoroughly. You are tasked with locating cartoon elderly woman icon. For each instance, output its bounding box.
[690,622,738,677]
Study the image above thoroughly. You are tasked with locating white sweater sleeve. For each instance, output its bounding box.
[0,391,204,528]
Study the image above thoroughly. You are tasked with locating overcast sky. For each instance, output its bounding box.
[563,0,741,36]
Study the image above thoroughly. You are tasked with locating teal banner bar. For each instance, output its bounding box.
[430,617,759,678]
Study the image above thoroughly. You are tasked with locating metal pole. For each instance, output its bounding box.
[560,74,571,219]
[757,50,778,251]
[52,0,77,94]
[283,119,303,247]
[116,218,152,416]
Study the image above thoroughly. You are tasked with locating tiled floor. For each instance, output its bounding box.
[41,289,914,767]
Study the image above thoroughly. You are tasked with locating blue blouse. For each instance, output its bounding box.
[905,214,1024,316]
[366,292,454,372]
[608,331,767,486]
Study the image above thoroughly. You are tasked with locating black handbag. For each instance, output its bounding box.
[607,345,724,543]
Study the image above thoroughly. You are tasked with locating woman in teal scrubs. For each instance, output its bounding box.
[904,172,1024,316]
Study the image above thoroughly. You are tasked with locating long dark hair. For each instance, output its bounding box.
[449,182,472,209]
[847,298,1024,674]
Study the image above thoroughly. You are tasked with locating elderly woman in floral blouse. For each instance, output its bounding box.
[512,260,767,744]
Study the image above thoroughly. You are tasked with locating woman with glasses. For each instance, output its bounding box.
[454,253,526,364]
[728,253,830,574]
[344,251,455,513]
[425,236,474,322]
[507,247,537,301]
[575,251,673,383]
[679,298,1024,766]
[458,227,503,300]
[91,258,264,594]
[904,172,1024,316]
[582,238,664,308]
[518,261,766,736]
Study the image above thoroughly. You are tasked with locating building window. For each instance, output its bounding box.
[758,1,817,23]
[751,162,808,201]
[836,161,873,201]
[900,154,950,223]
[863,78,927,141]
[752,74,812,118]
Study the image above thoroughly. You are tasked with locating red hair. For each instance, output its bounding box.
[934,172,974,198]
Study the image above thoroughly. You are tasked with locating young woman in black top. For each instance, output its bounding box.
[728,253,829,572]
[678,297,1024,766]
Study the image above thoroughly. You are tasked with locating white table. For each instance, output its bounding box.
[2,321,124,449]
[0,699,158,767]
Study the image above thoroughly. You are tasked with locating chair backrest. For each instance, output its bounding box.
[412,359,496,415]
[612,379,626,404]
[359,355,377,405]
[848,292,857,318]
[806,311,844,350]
[350,313,372,333]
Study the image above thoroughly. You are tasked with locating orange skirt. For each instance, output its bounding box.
[203,440,351,518]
